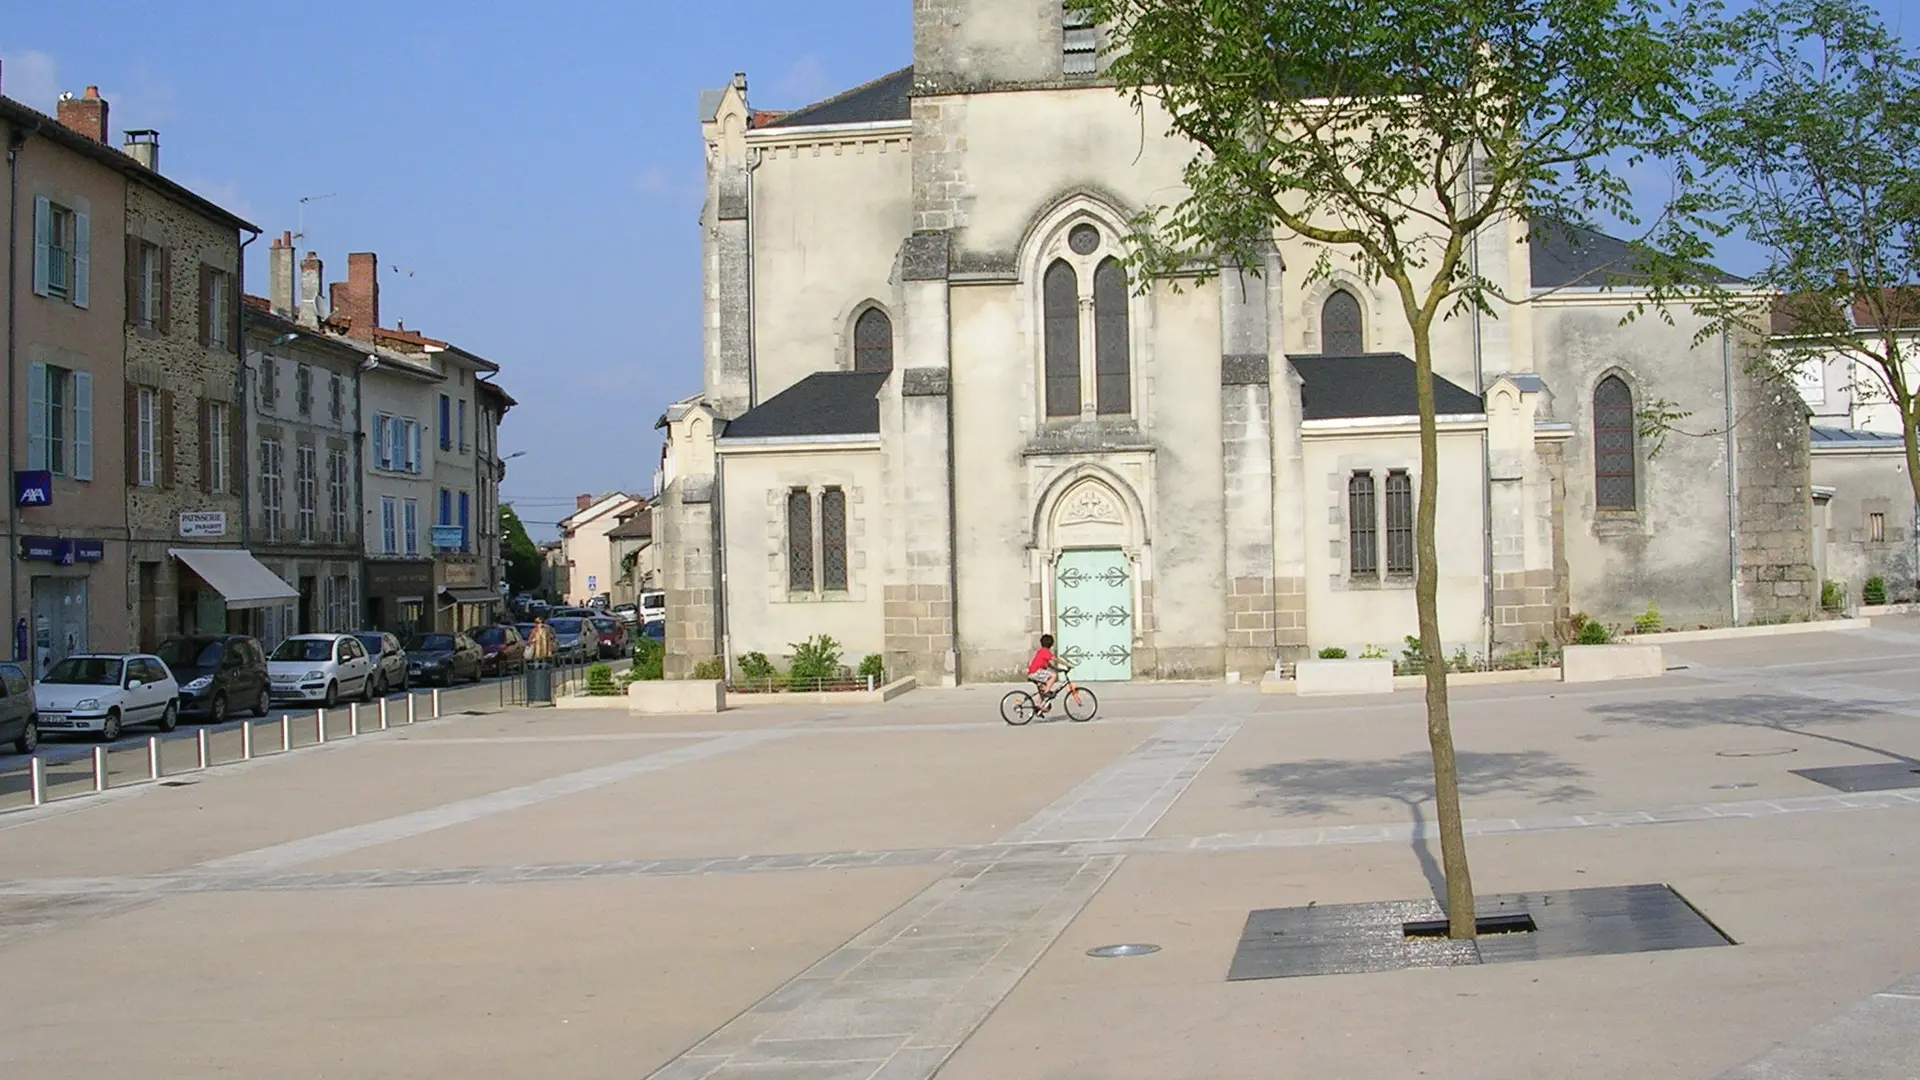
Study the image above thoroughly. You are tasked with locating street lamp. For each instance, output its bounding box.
[268,331,300,348]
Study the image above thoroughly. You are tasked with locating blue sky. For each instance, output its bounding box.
[1,1,1911,537]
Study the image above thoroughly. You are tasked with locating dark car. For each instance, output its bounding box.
[406,633,484,686]
[354,632,410,695]
[639,620,665,642]
[156,635,271,724]
[590,616,629,659]
[474,625,527,676]
[1,662,36,754]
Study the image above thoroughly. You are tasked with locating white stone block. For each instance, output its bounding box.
[1293,659,1395,696]
[627,679,727,714]
[1561,644,1664,683]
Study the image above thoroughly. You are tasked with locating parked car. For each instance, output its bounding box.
[550,607,596,620]
[474,625,527,676]
[156,635,271,723]
[590,616,630,659]
[586,595,611,612]
[611,602,640,626]
[546,617,593,662]
[1,662,37,754]
[639,590,666,625]
[639,620,666,643]
[353,632,410,695]
[407,632,484,686]
[34,654,180,742]
[268,634,376,707]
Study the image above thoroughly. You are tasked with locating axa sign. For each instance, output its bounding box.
[14,470,53,508]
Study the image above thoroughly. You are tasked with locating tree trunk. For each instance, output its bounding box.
[1410,321,1477,940]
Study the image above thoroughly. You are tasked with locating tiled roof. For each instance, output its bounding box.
[607,514,653,540]
[1810,426,1906,448]
[757,66,913,129]
[1289,354,1484,421]
[1529,218,1744,290]
[720,371,889,440]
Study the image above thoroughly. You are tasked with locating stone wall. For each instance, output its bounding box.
[1734,351,1818,623]
[659,479,718,679]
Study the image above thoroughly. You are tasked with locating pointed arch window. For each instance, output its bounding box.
[1594,375,1637,510]
[1043,260,1081,417]
[1321,290,1364,355]
[1093,258,1131,414]
[853,308,893,373]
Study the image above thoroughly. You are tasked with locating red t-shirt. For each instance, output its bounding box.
[1027,648,1054,675]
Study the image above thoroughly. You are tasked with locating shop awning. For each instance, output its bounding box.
[168,548,299,610]
[439,587,501,606]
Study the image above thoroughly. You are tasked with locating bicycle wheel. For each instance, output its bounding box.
[1063,684,1098,722]
[1000,690,1039,726]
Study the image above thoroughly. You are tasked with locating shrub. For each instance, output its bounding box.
[1864,576,1888,605]
[690,657,726,681]
[1577,619,1613,646]
[626,638,663,682]
[585,663,619,696]
[1357,644,1390,660]
[1633,604,1662,635]
[858,654,887,682]
[1395,635,1426,675]
[787,635,843,689]
[1317,647,1348,660]
[738,651,776,684]
[1820,580,1846,612]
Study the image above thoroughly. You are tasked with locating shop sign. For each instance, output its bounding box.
[14,470,52,508]
[18,536,100,565]
[179,512,228,538]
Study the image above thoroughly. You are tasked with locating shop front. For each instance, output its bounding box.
[167,548,301,645]
[366,559,434,640]
[18,536,109,678]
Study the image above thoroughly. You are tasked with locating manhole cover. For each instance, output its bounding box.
[1716,748,1798,758]
[1710,782,1759,790]
[1087,944,1160,958]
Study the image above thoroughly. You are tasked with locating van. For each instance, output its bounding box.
[639,590,666,625]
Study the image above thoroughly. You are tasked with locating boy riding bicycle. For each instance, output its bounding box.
[1027,634,1064,710]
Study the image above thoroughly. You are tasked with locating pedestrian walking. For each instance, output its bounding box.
[529,617,557,662]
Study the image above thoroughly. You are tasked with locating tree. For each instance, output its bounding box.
[500,504,543,595]
[1700,0,1920,505]
[1077,0,1715,938]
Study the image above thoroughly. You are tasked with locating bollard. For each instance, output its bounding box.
[406,694,416,725]
[242,720,254,760]
[350,702,361,736]
[431,688,441,719]
[316,708,327,745]
[281,714,291,753]
[29,757,47,806]
[148,736,162,781]
[379,698,389,730]
[93,746,108,792]
[867,674,875,693]
[197,728,211,770]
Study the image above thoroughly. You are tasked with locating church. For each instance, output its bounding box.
[652,0,1820,685]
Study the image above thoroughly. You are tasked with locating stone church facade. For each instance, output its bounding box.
[655,0,1817,684]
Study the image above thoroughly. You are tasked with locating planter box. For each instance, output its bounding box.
[627,679,726,715]
[728,677,919,707]
[1562,644,1664,683]
[1292,658,1394,697]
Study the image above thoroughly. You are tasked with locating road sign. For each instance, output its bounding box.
[587,575,598,595]
[14,470,52,508]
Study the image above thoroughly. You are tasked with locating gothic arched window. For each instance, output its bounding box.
[1044,260,1081,417]
[1321,290,1364,355]
[1594,376,1637,510]
[853,308,893,373]
[1093,258,1131,414]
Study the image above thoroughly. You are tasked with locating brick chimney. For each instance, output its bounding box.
[576,494,594,512]
[57,86,109,144]
[297,251,324,329]
[269,233,296,318]
[330,252,380,339]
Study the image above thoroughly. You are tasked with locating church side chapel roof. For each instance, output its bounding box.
[1529,219,1744,290]
[1810,426,1906,449]
[720,371,890,440]
[1289,354,1484,421]
[756,66,914,129]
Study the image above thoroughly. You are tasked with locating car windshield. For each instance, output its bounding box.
[613,604,636,614]
[156,639,223,668]
[271,639,334,662]
[474,627,507,645]
[516,625,536,638]
[354,634,385,654]
[43,657,124,685]
[410,634,456,651]
[550,618,585,634]
[592,618,618,632]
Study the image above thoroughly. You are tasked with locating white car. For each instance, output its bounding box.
[639,590,666,626]
[34,654,181,742]
[267,634,375,707]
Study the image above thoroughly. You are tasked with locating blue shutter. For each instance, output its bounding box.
[71,212,90,308]
[440,488,451,526]
[440,395,451,449]
[71,372,93,480]
[26,363,48,470]
[412,422,423,474]
[32,197,51,297]
[372,413,388,468]
[459,492,470,552]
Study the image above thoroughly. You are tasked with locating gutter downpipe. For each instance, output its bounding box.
[1723,328,1740,624]
[946,285,961,687]
[1468,154,1494,661]
[235,229,257,549]
[745,148,763,411]
[5,120,34,659]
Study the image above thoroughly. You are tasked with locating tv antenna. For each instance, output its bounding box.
[294,193,337,243]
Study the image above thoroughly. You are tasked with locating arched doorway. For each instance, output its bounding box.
[1040,476,1141,681]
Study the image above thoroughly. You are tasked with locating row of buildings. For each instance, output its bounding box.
[649,2,1916,685]
[3,85,514,675]
[547,493,657,607]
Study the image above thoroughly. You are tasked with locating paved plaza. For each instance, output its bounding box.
[2,625,1919,1078]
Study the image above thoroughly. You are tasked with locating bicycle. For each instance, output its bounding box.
[1000,666,1098,726]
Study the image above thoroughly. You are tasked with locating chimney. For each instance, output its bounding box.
[576,494,594,512]
[268,233,296,317]
[297,251,324,329]
[331,252,381,339]
[57,86,109,144]
[123,129,160,172]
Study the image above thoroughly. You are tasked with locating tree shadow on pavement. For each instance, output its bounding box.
[1584,694,1919,765]
[1238,751,1593,904]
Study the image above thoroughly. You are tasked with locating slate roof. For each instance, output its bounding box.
[719,371,889,440]
[607,513,653,540]
[1289,354,1484,421]
[1529,218,1744,290]
[758,66,914,129]
[1810,426,1906,449]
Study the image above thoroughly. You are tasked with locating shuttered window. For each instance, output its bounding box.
[1594,376,1637,510]
[1043,260,1081,418]
[1349,472,1378,577]
[1063,5,1098,75]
